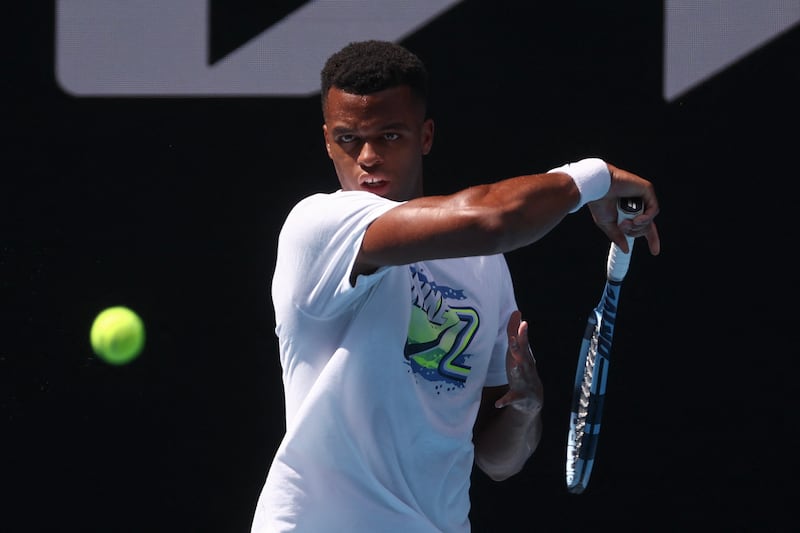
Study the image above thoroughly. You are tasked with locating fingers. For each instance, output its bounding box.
[601,163,661,256]
[645,220,660,255]
[500,310,544,411]
[638,193,660,256]
[506,310,521,341]
[608,225,630,254]
[618,215,661,256]
[507,311,532,366]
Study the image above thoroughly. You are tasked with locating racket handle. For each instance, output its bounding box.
[606,197,643,282]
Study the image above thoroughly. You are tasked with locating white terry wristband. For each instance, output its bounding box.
[548,158,611,213]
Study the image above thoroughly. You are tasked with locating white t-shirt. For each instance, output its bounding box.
[251,190,517,533]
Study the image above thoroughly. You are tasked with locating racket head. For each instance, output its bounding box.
[565,281,621,494]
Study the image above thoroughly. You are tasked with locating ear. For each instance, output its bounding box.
[322,124,333,159]
[421,118,434,155]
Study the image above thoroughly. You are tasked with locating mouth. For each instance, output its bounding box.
[359,175,389,190]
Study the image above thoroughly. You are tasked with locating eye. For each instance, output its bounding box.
[335,133,358,144]
[383,132,400,141]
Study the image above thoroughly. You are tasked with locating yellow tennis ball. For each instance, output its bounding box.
[90,306,145,365]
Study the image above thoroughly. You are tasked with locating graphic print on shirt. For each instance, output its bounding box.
[404,265,479,388]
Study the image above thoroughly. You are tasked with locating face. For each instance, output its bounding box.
[323,85,434,202]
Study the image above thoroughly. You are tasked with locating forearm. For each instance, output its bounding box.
[358,158,612,269]
[359,172,580,267]
[473,402,543,481]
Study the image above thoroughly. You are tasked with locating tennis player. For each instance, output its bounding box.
[251,40,660,532]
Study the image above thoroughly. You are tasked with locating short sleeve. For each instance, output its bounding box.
[272,191,401,319]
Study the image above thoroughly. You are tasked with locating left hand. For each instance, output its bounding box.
[495,310,543,413]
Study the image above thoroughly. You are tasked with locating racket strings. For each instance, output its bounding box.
[570,326,600,466]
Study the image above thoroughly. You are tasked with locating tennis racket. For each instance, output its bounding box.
[565,197,643,494]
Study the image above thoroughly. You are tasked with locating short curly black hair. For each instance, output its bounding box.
[320,40,428,114]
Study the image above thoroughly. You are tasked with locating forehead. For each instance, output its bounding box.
[323,86,424,129]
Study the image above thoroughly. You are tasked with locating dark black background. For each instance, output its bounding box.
[4,2,798,531]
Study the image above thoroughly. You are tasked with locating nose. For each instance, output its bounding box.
[357,141,382,167]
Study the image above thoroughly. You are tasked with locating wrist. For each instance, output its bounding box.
[548,158,611,212]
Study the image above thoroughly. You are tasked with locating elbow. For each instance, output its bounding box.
[473,424,542,482]
[476,460,523,482]
[485,466,521,483]
[474,452,528,482]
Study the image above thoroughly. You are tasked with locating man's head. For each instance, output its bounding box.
[320,40,434,202]
[320,40,429,117]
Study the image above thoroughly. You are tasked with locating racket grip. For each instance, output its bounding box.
[606,197,642,281]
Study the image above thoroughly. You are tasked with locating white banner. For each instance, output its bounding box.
[55,0,800,100]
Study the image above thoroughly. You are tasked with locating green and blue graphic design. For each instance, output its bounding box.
[404,266,479,386]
